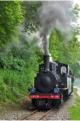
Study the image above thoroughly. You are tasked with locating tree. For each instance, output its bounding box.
[22,1,41,32]
[0,1,23,48]
[49,29,80,76]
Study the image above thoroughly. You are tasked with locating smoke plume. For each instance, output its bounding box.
[39,1,76,55]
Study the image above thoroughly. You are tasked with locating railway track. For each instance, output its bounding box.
[18,108,58,120]
[18,97,73,120]
[39,109,57,120]
[18,109,37,120]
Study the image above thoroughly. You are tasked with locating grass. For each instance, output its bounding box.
[69,89,80,120]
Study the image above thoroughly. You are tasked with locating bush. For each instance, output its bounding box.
[0,33,42,104]
[69,90,80,120]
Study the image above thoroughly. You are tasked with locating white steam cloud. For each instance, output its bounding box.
[39,1,76,55]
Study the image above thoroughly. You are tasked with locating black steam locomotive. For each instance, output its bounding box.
[29,55,74,109]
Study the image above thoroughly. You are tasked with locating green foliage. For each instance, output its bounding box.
[49,29,80,77]
[0,33,42,103]
[22,1,41,32]
[0,1,23,48]
[0,52,25,71]
[74,4,80,18]
[69,90,80,120]
[0,69,32,103]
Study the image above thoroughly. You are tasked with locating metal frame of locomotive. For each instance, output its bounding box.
[29,55,74,109]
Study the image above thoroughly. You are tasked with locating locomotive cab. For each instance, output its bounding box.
[57,62,74,98]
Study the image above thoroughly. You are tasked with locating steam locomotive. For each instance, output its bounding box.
[29,55,74,109]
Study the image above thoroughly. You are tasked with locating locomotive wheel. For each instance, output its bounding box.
[32,99,52,110]
[63,89,69,101]
[53,94,63,108]
[53,99,61,108]
[45,99,53,110]
[32,99,37,107]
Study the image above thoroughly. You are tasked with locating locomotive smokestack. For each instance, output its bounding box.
[43,55,49,71]
[41,32,49,71]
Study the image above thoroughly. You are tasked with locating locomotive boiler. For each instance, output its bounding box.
[29,55,74,109]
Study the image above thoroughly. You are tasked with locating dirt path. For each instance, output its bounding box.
[0,96,74,120]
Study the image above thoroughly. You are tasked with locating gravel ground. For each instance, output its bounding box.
[0,95,74,120]
[43,97,73,120]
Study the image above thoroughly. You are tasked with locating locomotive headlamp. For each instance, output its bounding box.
[54,87,59,93]
[56,84,58,87]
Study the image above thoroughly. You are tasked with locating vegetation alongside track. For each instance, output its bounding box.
[69,89,80,120]
[0,35,42,104]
